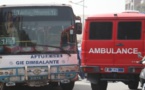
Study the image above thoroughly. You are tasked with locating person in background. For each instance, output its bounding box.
[5,11,19,46]
[78,43,85,80]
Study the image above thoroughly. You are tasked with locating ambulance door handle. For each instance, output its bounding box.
[116,43,124,46]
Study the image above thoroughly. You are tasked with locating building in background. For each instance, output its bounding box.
[125,0,145,13]
[125,0,141,10]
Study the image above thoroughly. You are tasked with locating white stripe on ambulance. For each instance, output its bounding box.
[89,48,138,54]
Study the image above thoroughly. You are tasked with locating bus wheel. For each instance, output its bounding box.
[0,83,25,90]
[0,83,5,90]
[128,81,139,89]
[60,81,75,90]
[0,83,11,90]
[91,81,108,90]
[0,83,15,90]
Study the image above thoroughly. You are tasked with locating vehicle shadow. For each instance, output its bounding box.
[19,85,62,90]
[24,81,91,90]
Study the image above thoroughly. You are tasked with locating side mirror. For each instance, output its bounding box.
[75,16,82,34]
[75,22,82,34]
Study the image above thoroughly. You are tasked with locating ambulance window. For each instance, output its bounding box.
[89,22,112,40]
[117,22,141,40]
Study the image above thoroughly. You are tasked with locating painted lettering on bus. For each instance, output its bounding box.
[16,60,59,65]
[31,54,62,59]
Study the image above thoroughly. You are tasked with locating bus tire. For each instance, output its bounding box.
[91,81,108,90]
[0,83,15,90]
[60,81,74,90]
[0,83,25,90]
[0,83,12,90]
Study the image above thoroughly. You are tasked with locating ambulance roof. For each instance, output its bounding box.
[87,11,145,20]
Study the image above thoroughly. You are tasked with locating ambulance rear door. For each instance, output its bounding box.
[114,20,144,67]
[86,20,115,66]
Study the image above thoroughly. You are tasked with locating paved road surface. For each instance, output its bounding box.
[74,80,142,90]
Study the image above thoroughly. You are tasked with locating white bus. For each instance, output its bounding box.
[0,4,82,90]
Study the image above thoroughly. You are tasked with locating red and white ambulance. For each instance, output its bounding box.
[81,11,145,90]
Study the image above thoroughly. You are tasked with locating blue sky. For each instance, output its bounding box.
[0,0,125,15]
